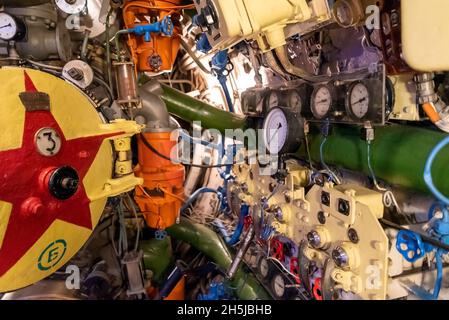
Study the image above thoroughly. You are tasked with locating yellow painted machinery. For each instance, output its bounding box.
[0,68,142,292]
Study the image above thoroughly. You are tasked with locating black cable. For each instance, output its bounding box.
[139,133,237,168]
[380,218,449,252]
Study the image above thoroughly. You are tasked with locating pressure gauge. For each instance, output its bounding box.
[346,82,370,119]
[311,85,334,120]
[262,107,303,155]
[258,257,270,279]
[55,0,87,15]
[287,90,303,113]
[270,273,287,299]
[0,13,18,41]
[264,91,281,111]
[333,0,363,27]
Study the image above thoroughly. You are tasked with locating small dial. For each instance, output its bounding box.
[263,108,288,154]
[347,82,370,119]
[287,90,303,112]
[333,0,356,27]
[311,85,333,119]
[258,257,270,279]
[0,13,17,41]
[271,273,286,299]
[264,91,281,111]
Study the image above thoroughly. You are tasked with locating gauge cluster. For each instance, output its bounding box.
[242,64,389,125]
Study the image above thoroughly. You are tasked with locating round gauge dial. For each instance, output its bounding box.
[311,85,333,119]
[0,13,17,41]
[263,108,288,154]
[333,0,357,27]
[262,107,303,155]
[258,257,270,279]
[287,90,303,112]
[271,273,286,299]
[346,82,370,119]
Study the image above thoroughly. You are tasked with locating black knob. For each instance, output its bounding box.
[48,166,80,200]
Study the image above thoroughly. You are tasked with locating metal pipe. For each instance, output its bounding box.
[136,80,171,132]
[227,225,254,279]
[274,46,329,82]
[166,219,271,300]
[179,38,211,75]
[302,124,449,197]
[158,83,248,134]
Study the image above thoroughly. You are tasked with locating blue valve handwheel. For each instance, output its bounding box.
[396,230,427,263]
[161,16,174,37]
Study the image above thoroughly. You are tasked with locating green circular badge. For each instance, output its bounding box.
[37,239,67,271]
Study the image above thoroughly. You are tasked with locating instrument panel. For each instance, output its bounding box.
[242,64,390,125]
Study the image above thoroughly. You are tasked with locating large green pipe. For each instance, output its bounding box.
[140,237,173,284]
[167,219,271,300]
[159,84,248,134]
[302,124,449,196]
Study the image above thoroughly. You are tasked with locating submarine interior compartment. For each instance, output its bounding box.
[0,0,449,301]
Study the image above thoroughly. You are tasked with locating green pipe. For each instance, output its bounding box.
[159,84,248,134]
[301,124,449,196]
[140,237,173,284]
[167,219,271,300]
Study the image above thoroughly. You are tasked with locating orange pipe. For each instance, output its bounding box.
[423,102,441,123]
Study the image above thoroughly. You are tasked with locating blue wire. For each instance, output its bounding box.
[433,249,444,299]
[227,205,249,246]
[181,187,220,213]
[424,135,449,206]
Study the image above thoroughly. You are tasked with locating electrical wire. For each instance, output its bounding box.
[424,135,449,206]
[380,218,449,252]
[123,1,195,11]
[366,141,407,222]
[319,137,341,184]
[304,133,315,171]
[105,7,114,89]
[26,59,63,71]
[125,193,141,252]
[139,133,237,168]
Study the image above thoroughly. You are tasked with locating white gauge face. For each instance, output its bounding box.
[288,91,302,112]
[348,83,370,119]
[263,108,288,154]
[55,0,87,14]
[272,274,286,298]
[311,86,332,119]
[0,13,17,41]
[259,258,269,278]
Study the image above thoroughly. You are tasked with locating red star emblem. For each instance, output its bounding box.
[0,71,121,276]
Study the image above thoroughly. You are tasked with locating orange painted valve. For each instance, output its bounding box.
[134,132,185,230]
[123,0,193,73]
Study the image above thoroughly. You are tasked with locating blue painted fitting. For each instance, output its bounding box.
[127,16,174,42]
[198,281,227,300]
[196,33,212,53]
